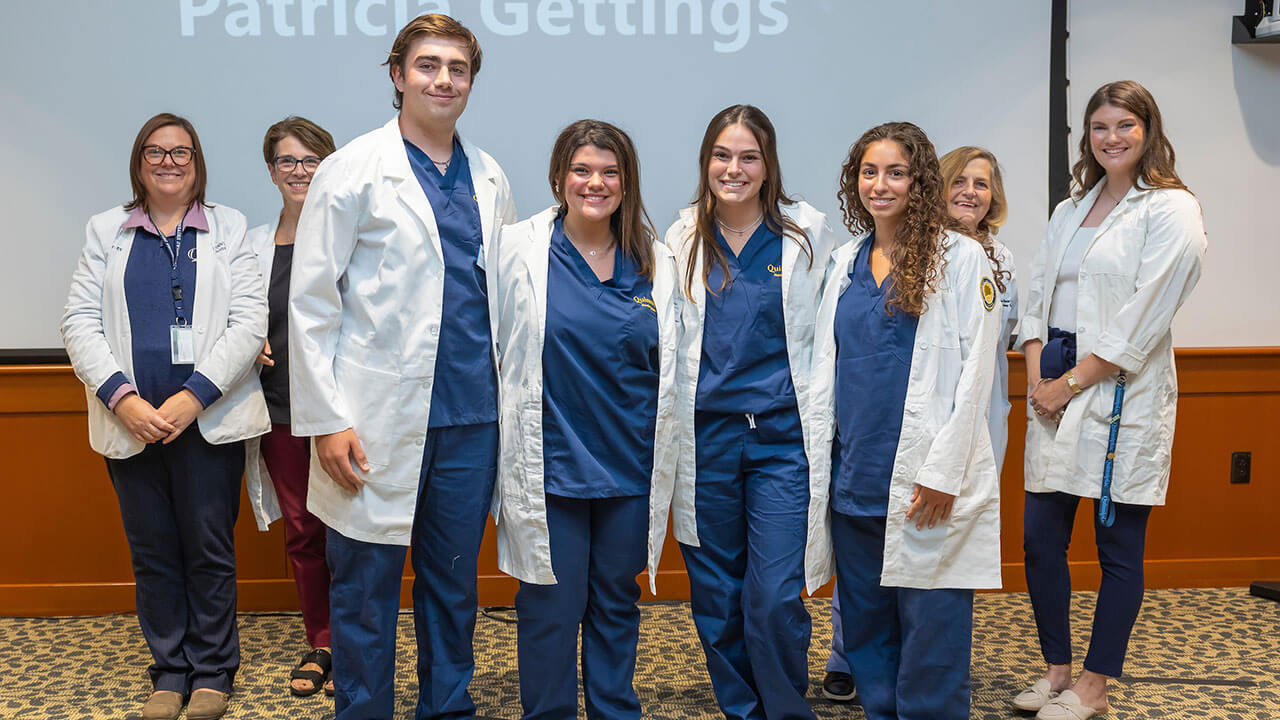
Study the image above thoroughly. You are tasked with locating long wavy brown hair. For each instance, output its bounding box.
[684,104,810,299]
[549,119,656,279]
[838,122,960,316]
[1071,80,1188,199]
[939,146,1013,294]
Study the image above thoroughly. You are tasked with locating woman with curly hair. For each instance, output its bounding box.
[810,121,1002,720]
[666,104,837,720]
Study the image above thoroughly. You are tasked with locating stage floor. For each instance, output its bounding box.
[3,587,1276,719]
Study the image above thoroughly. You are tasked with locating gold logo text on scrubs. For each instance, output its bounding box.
[633,296,657,313]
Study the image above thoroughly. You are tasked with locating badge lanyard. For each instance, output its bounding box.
[149,211,196,364]
[1097,372,1127,528]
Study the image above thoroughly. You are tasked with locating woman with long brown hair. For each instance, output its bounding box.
[61,113,268,720]
[493,119,680,720]
[810,121,1002,720]
[1015,80,1206,720]
[666,104,837,720]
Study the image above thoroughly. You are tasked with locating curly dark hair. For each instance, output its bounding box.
[838,122,960,316]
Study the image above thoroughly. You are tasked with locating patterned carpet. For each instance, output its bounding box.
[2,588,1277,719]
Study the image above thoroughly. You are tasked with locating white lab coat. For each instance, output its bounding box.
[988,240,1019,473]
[62,204,269,459]
[492,207,681,592]
[289,118,516,546]
[1020,181,1206,505]
[811,231,1003,590]
[665,201,838,594]
[243,219,284,531]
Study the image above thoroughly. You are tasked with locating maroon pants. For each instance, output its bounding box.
[260,424,331,648]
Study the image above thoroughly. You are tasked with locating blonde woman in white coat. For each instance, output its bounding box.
[667,104,836,720]
[243,116,337,698]
[494,120,678,720]
[811,121,1001,720]
[61,113,267,720]
[1015,81,1206,720]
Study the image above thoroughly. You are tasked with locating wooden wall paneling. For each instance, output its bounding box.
[2,349,1277,616]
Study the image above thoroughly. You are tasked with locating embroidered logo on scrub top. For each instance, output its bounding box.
[634,296,657,313]
[187,248,197,262]
[980,277,997,311]
[767,263,783,277]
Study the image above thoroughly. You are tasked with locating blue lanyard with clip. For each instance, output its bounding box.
[148,211,187,326]
[1097,372,1127,528]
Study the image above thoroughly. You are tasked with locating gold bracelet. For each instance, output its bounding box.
[1064,369,1083,395]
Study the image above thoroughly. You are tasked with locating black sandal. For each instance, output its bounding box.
[289,648,332,697]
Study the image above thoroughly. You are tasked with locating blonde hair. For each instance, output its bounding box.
[939,146,1012,293]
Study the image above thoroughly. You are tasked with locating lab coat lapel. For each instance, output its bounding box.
[460,135,498,244]
[378,118,443,263]
[522,208,556,348]
[1044,182,1102,306]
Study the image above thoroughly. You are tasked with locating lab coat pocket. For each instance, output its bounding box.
[898,515,948,578]
[333,355,400,469]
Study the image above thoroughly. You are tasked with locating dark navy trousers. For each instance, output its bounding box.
[680,408,814,720]
[105,429,245,695]
[832,513,973,720]
[515,493,649,720]
[1023,491,1152,677]
[327,422,497,720]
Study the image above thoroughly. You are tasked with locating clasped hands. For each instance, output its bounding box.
[1028,376,1073,424]
[114,389,203,444]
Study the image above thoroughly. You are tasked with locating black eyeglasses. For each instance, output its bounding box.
[141,145,195,166]
[273,155,323,174]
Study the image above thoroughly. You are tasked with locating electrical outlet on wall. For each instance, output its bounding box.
[1230,452,1252,484]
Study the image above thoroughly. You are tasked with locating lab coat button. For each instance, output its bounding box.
[429,324,440,336]
[415,437,425,447]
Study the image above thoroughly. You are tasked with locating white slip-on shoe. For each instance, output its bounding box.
[1012,678,1058,712]
[1036,689,1105,720]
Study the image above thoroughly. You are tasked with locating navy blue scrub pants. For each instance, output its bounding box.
[825,580,849,674]
[105,430,244,696]
[680,408,813,720]
[326,422,497,720]
[1023,491,1152,677]
[515,493,649,720]
[832,513,973,720]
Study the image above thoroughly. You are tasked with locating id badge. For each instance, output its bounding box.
[170,325,195,364]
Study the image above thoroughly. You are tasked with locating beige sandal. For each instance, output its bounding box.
[1012,678,1059,712]
[1035,689,1106,720]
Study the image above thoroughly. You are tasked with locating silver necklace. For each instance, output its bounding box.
[717,211,763,235]
[565,226,614,258]
[431,157,450,171]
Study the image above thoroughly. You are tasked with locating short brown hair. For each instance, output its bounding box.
[384,13,482,110]
[125,113,207,211]
[262,116,336,165]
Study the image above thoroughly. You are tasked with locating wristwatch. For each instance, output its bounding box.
[1064,369,1083,395]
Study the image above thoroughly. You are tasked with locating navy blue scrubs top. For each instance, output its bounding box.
[542,217,659,498]
[405,138,499,429]
[695,225,797,415]
[830,237,919,517]
[114,224,220,408]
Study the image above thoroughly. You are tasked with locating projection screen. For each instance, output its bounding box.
[0,0,1050,351]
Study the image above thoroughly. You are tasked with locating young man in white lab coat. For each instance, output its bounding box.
[288,14,516,720]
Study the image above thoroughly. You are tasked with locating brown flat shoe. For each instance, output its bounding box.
[187,689,230,720]
[141,690,183,720]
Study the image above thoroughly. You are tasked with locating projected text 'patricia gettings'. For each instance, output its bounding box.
[179,0,790,53]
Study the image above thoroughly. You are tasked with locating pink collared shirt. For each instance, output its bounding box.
[120,201,210,235]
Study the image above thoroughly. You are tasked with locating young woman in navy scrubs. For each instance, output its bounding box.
[493,120,681,720]
[810,122,1002,720]
[61,113,268,720]
[820,145,1020,704]
[666,104,837,720]
[242,116,337,698]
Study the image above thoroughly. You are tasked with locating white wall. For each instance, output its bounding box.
[1069,0,1280,346]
